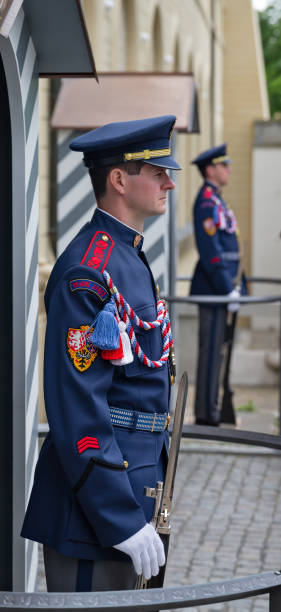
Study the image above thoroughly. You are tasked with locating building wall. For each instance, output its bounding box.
[38,0,227,275]
[38,0,269,403]
[223,0,269,277]
[252,121,281,329]
[81,0,226,298]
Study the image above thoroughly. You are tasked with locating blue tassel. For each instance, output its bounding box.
[90,296,120,350]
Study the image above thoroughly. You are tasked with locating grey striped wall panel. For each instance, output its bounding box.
[57,130,94,256]
[144,212,169,294]
[9,7,39,592]
[56,129,169,292]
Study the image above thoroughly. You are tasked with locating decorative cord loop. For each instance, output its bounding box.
[103,270,173,368]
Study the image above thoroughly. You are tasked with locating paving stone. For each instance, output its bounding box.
[36,386,280,612]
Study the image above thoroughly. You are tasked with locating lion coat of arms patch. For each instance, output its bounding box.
[67,326,98,372]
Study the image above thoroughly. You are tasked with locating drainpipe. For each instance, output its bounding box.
[49,78,60,256]
[210,0,215,146]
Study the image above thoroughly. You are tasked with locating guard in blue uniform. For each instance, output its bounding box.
[190,144,246,425]
[21,116,181,592]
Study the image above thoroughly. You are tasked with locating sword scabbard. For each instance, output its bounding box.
[137,373,188,590]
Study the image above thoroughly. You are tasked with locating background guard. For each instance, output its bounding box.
[190,144,247,426]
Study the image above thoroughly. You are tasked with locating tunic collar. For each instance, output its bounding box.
[205,180,218,193]
[91,207,144,251]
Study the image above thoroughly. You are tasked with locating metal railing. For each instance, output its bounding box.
[5,276,280,610]
[30,424,281,610]
[176,275,281,285]
[1,571,281,609]
[170,275,281,434]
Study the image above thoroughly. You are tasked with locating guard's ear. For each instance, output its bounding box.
[108,167,127,195]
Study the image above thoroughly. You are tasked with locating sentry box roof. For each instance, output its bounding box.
[23,0,97,78]
[51,73,199,133]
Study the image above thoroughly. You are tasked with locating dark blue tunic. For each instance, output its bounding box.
[21,208,170,561]
[190,181,246,296]
[189,181,246,423]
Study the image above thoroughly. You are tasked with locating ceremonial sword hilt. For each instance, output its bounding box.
[144,481,171,534]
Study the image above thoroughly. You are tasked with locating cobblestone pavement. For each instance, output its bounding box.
[164,446,281,611]
[37,385,281,611]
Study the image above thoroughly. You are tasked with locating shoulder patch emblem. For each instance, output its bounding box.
[202,186,213,199]
[80,231,114,272]
[203,217,217,236]
[69,279,108,302]
[67,325,98,372]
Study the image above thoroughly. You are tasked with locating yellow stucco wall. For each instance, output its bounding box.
[37,0,269,417]
[223,0,269,276]
[81,0,226,297]
[39,0,268,272]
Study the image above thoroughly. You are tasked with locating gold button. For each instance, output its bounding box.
[165,414,171,429]
[123,460,129,469]
[133,235,141,248]
[102,234,109,241]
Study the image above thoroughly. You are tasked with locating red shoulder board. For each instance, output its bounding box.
[80,231,114,272]
[202,186,213,199]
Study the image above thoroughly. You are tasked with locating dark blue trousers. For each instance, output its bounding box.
[194,305,227,424]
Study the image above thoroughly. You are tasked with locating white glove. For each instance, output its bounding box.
[227,288,240,312]
[113,523,165,580]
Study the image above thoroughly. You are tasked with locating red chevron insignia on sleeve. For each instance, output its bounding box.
[77,436,100,454]
[80,231,114,272]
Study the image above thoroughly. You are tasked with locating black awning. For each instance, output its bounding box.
[23,0,97,79]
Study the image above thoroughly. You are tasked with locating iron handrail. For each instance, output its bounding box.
[35,428,281,610]
[164,294,281,305]
[166,277,281,436]
[38,423,281,450]
[1,570,281,610]
[182,424,281,450]
[30,276,281,610]
[176,275,281,285]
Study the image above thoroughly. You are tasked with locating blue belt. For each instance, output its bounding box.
[221,252,239,261]
[110,407,170,432]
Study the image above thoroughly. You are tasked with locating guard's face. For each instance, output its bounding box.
[124,163,175,218]
[209,162,231,187]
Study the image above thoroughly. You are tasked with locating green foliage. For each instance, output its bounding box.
[237,400,256,412]
[259,2,281,116]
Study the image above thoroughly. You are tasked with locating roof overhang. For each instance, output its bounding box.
[51,73,199,133]
[22,0,97,78]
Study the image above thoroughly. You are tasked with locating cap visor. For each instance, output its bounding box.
[144,156,181,170]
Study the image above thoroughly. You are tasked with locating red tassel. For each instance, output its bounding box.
[101,333,124,360]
